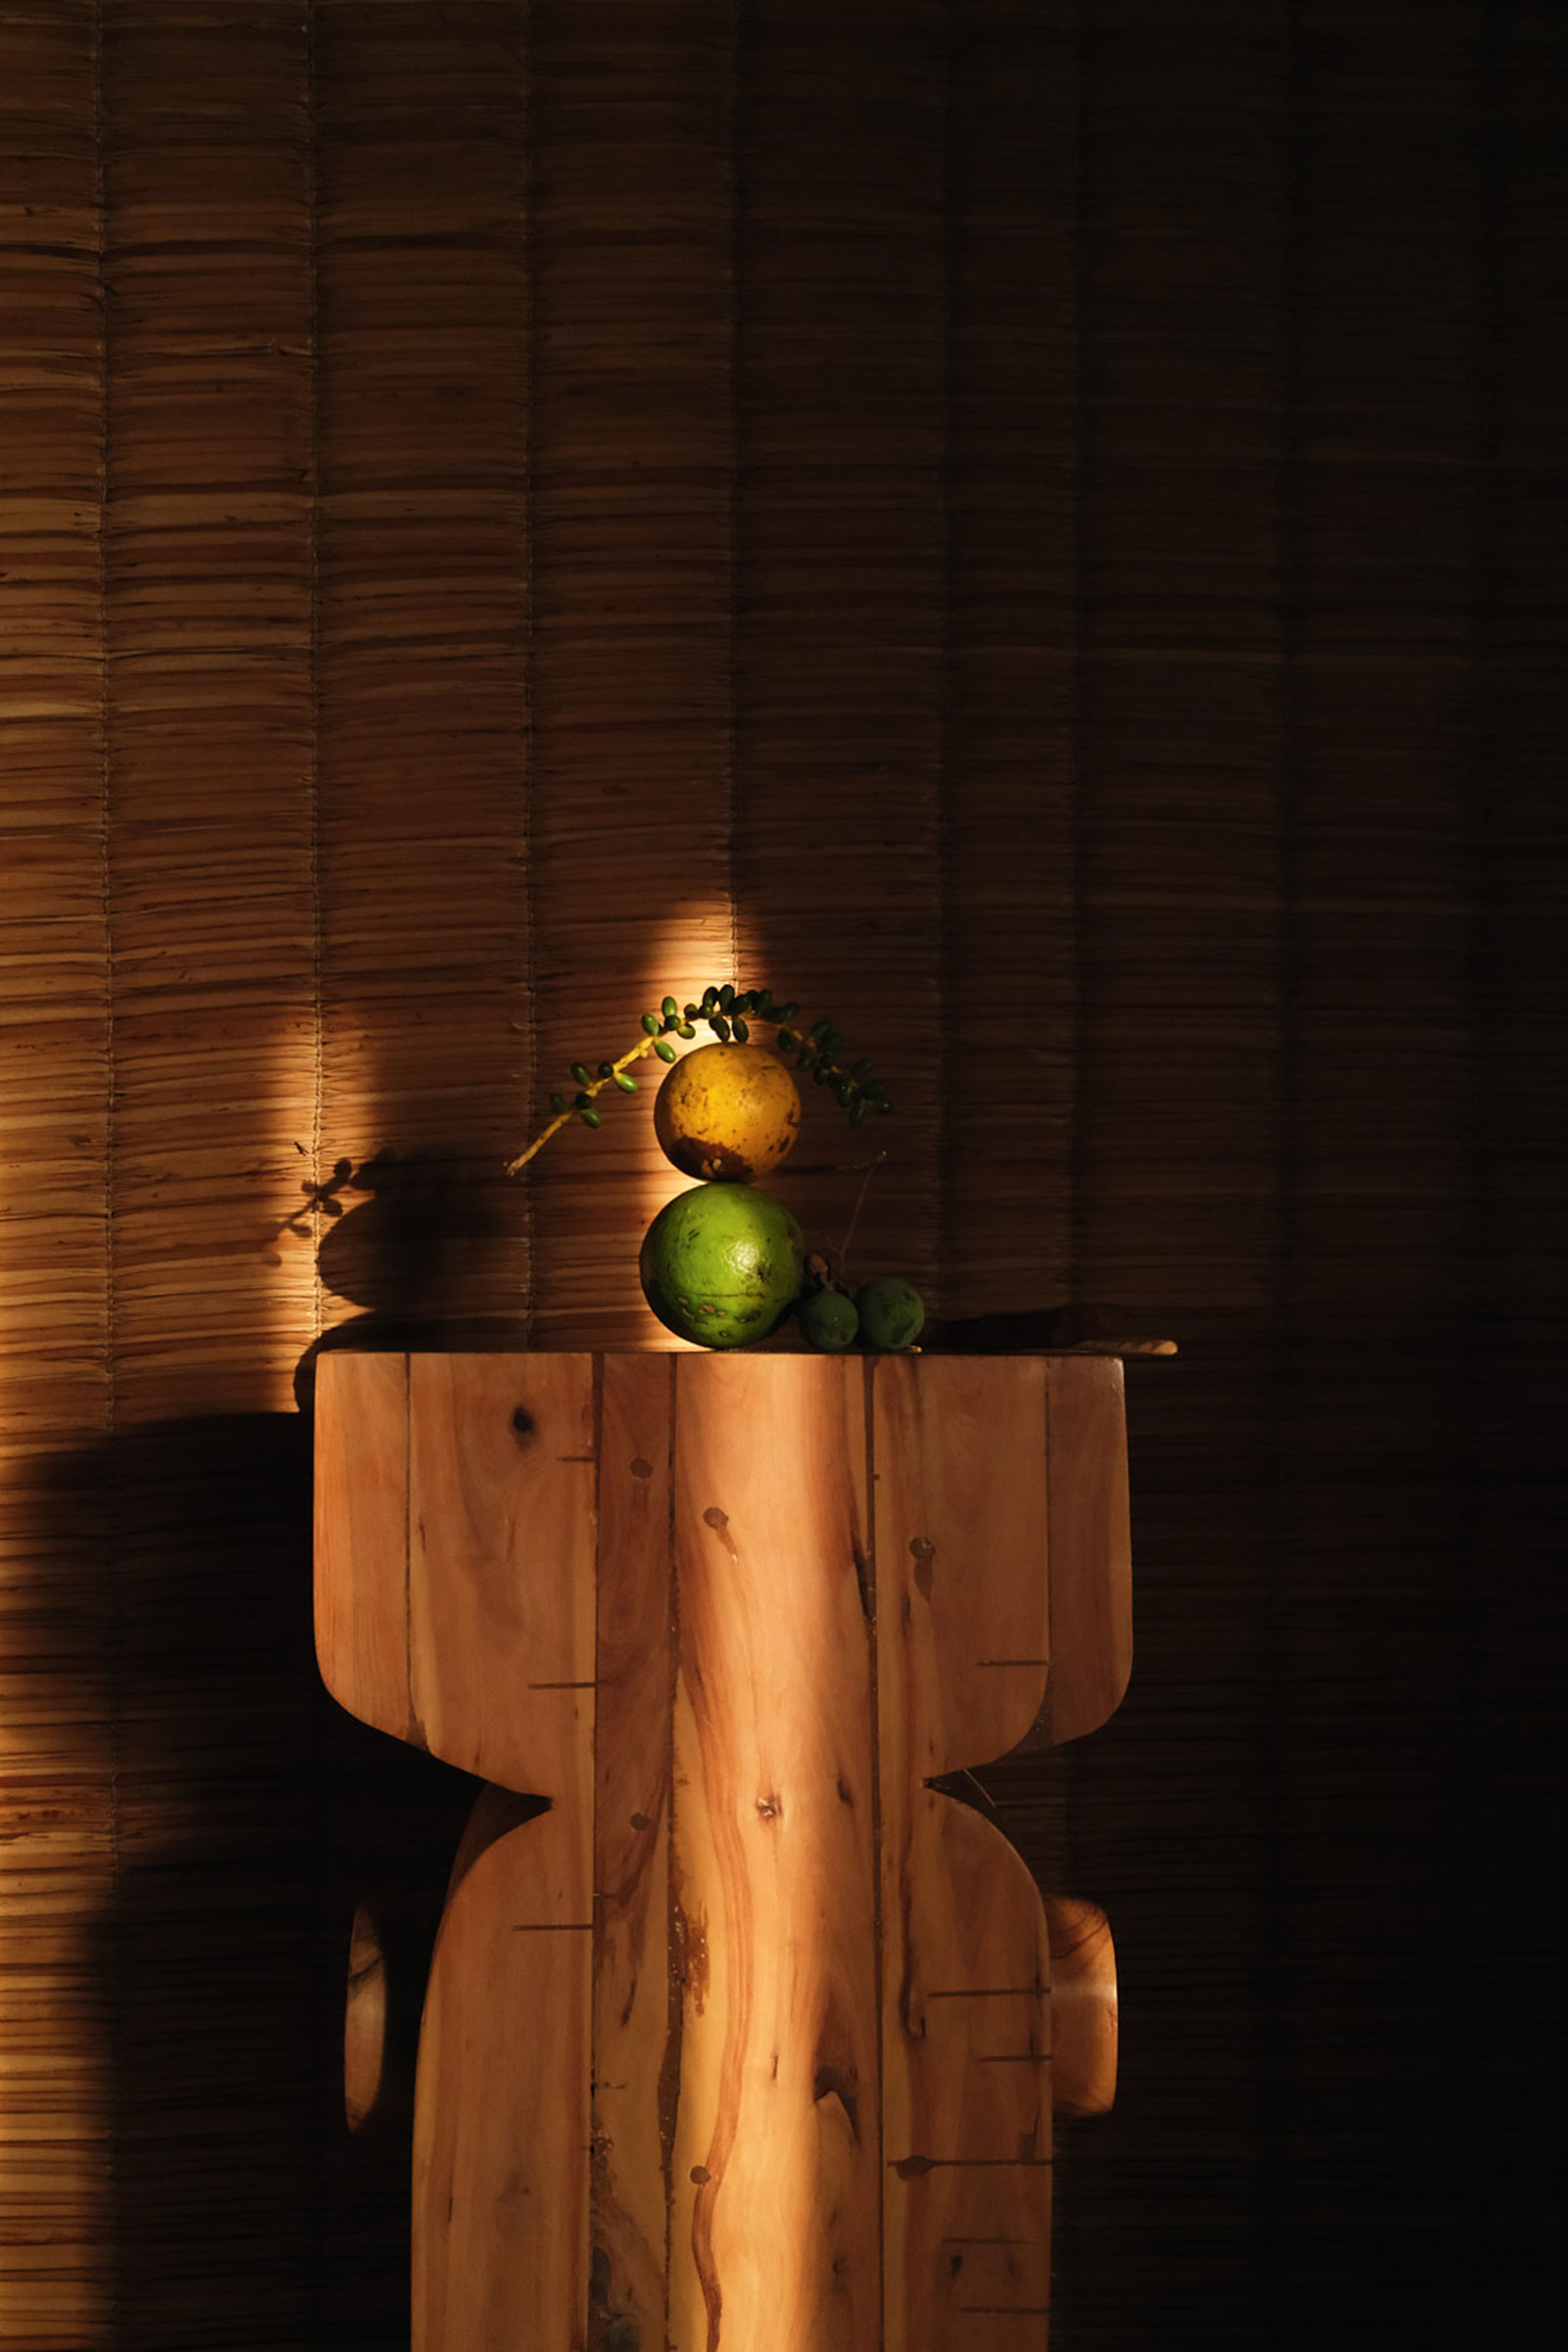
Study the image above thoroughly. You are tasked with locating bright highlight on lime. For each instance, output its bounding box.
[639,1183,805,1349]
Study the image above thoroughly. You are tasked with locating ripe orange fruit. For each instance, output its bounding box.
[653,1042,802,1183]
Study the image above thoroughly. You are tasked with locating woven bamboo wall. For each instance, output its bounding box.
[2,3,1564,2347]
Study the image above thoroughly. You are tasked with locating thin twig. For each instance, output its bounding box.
[835,1150,886,1275]
[503,1033,661,1176]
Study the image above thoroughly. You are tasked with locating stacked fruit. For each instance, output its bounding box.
[639,1041,808,1348]
[638,1028,924,1355]
[508,980,922,1354]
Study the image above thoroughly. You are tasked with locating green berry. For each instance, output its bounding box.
[857,1277,924,1351]
[678,1021,697,1040]
[578,1106,602,1129]
[711,1013,731,1043]
[571,1062,591,1087]
[662,997,679,1021]
[613,1070,637,1093]
[654,1040,677,1063]
[549,1091,567,1114]
[641,1012,661,1035]
[732,1015,750,1043]
[800,1288,860,1352]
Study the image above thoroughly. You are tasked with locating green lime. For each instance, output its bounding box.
[640,1183,805,1349]
[799,1287,859,1352]
[856,1276,924,1351]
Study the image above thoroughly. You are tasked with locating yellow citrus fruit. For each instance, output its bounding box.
[653,1042,803,1183]
[639,1183,805,1348]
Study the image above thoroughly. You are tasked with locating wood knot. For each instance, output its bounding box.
[755,1793,782,1823]
[689,2164,711,2186]
[511,1406,535,1442]
[909,1535,936,1599]
[702,1504,739,1558]
[630,1456,653,1481]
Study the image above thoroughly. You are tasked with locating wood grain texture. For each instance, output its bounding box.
[407,1351,595,1792]
[873,1354,1051,1778]
[1041,1357,1131,1749]
[314,1349,1125,2348]
[315,1349,600,1792]
[882,1797,1054,2351]
[874,1357,1055,2349]
[668,1352,881,2351]
[313,1347,412,1743]
[413,1788,592,2352]
[591,1353,677,2350]
[1042,1898,1115,2122]
[345,1900,393,2135]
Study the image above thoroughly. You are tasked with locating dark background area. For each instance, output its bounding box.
[1,3,1564,2347]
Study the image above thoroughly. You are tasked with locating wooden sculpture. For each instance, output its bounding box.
[315,1349,1131,2350]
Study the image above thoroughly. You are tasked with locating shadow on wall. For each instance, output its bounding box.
[34,1151,537,2347]
[294,1147,536,1415]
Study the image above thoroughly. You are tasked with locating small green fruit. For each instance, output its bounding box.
[800,1288,859,1352]
[856,1276,924,1351]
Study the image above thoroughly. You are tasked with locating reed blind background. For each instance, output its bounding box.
[2,2,1563,2345]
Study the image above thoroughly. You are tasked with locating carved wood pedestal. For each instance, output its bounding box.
[315,1351,1130,2351]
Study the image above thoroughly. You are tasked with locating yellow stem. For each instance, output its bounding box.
[504,997,865,1181]
[504,1032,660,1178]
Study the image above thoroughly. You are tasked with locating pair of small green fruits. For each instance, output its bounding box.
[797,1275,927,1354]
[638,1041,923,1353]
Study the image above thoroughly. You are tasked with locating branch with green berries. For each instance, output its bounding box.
[504,984,893,1178]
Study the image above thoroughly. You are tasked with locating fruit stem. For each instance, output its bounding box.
[504,982,889,1179]
[835,1150,886,1275]
[504,1033,659,1176]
